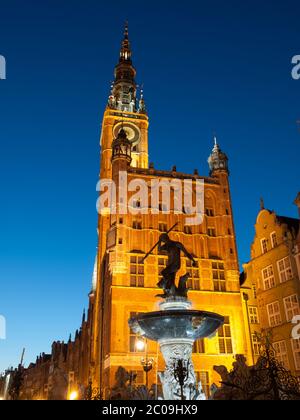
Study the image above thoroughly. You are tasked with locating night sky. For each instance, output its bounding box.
[0,0,299,372]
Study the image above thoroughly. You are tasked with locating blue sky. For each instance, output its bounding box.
[0,0,299,372]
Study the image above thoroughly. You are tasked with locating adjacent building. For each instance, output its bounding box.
[243,196,300,376]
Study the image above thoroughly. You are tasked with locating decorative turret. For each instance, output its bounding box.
[208,136,229,175]
[111,128,132,164]
[138,87,147,114]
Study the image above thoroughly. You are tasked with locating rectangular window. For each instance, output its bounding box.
[218,316,233,354]
[195,371,210,398]
[208,227,216,237]
[133,220,142,230]
[184,226,192,235]
[273,340,289,370]
[261,238,268,254]
[193,339,205,354]
[249,306,259,324]
[129,312,144,352]
[267,301,282,327]
[252,334,260,356]
[277,257,293,283]
[271,232,278,248]
[130,256,144,287]
[159,222,168,232]
[262,265,275,290]
[186,259,200,290]
[291,338,300,370]
[212,262,226,292]
[205,208,214,217]
[284,294,300,321]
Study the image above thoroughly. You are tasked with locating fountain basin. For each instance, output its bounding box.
[129,310,224,342]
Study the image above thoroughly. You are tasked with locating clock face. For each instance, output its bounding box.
[113,122,141,146]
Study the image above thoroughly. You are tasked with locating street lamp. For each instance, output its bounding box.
[135,338,154,388]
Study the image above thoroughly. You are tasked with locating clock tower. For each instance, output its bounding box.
[100,23,149,181]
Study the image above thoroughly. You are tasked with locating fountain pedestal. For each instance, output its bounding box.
[129,297,224,400]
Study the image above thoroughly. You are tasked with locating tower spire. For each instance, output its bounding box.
[120,21,132,63]
[108,22,137,112]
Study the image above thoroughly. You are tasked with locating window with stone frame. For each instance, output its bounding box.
[212,262,226,292]
[130,255,144,287]
[283,294,300,321]
[277,257,293,283]
[262,265,275,290]
[267,301,282,327]
[186,259,200,290]
[249,306,259,324]
[273,340,289,370]
[218,316,233,354]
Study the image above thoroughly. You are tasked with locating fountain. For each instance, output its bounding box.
[128,231,224,400]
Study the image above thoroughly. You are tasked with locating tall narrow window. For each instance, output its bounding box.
[133,220,142,230]
[273,341,289,369]
[205,208,214,217]
[277,257,293,283]
[267,301,282,327]
[130,256,144,287]
[252,334,261,356]
[186,259,200,290]
[283,294,300,321]
[218,316,233,354]
[262,265,275,290]
[212,262,226,292]
[261,238,268,254]
[291,338,300,370]
[208,227,216,237]
[195,371,210,398]
[159,222,168,232]
[193,339,205,354]
[249,306,259,324]
[184,226,192,235]
[270,232,278,248]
